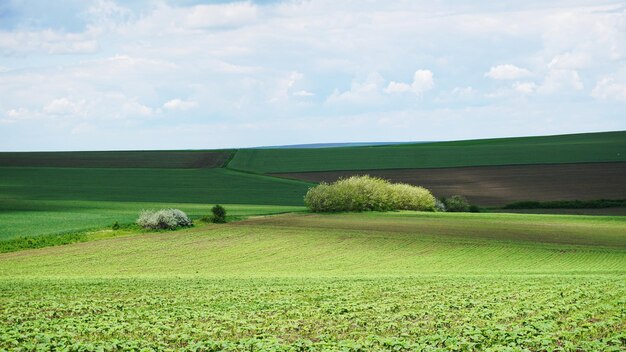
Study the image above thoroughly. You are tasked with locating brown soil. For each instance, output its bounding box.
[271,162,626,207]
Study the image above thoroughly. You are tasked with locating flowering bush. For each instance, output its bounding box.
[136,209,192,230]
[304,175,436,212]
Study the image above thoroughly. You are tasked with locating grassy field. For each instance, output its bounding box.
[229,131,626,173]
[0,212,624,350]
[0,167,312,205]
[0,200,304,241]
[0,150,233,168]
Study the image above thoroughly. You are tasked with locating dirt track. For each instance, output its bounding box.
[271,162,626,206]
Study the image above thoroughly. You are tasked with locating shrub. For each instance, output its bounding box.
[211,204,227,223]
[443,195,471,212]
[304,175,436,212]
[136,209,192,230]
[434,199,447,212]
[112,221,120,230]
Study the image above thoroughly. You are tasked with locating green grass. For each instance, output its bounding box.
[228,131,626,173]
[0,199,304,243]
[1,212,623,277]
[0,150,233,168]
[0,167,312,205]
[0,212,624,350]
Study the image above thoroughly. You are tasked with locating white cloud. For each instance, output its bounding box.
[163,99,198,111]
[548,52,591,70]
[485,64,531,80]
[185,3,258,29]
[123,101,154,116]
[327,72,384,104]
[538,69,584,94]
[385,70,434,95]
[270,72,304,103]
[293,90,314,97]
[592,78,626,101]
[512,81,538,94]
[0,29,99,55]
[43,98,86,116]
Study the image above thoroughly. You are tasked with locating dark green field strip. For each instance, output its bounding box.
[0,167,313,205]
[271,162,626,206]
[0,150,233,168]
[228,131,626,173]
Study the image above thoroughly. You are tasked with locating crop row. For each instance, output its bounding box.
[1,276,624,351]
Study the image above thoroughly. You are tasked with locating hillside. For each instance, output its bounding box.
[1,212,624,277]
[1,212,624,350]
[228,131,626,173]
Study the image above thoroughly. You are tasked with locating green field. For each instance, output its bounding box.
[0,166,311,242]
[0,167,312,205]
[0,200,304,241]
[0,212,624,350]
[0,150,233,168]
[229,131,626,173]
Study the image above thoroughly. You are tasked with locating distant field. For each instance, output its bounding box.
[273,162,626,206]
[0,212,624,350]
[0,167,312,205]
[229,131,626,173]
[0,150,233,168]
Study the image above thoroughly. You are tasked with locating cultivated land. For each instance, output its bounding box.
[229,131,626,173]
[0,212,624,350]
[272,162,626,206]
[1,131,625,349]
[0,150,233,168]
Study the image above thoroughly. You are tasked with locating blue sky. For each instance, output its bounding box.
[1,0,625,151]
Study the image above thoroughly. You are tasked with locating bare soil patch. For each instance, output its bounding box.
[271,162,626,207]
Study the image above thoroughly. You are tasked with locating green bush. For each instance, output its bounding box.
[304,175,435,212]
[136,209,192,230]
[211,204,227,223]
[443,195,471,212]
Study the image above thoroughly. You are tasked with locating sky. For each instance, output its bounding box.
[0,0,625,151]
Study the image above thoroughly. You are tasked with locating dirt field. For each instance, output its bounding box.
[271,162,626,207]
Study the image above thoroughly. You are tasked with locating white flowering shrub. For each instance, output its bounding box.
[304,175,436,212]
[136,209,193,230]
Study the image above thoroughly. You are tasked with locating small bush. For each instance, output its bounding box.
[211,205,227,223]
[469,205,481,213]
[304,175,435,212]
[443,195,471,212]
[136,209,192,230]
[434,199,447,212]
[112,221,120,230]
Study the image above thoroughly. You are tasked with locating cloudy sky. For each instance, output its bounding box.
[1,0,625,151]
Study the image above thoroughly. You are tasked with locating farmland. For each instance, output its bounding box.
[0,212,624,350]
[229,131,626,173]
[0,150,233,168]
[1,131,625,350]
[273,162,626,206]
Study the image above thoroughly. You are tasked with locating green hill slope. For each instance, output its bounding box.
[0,167,312,205]
[228,131,626,173]
[1,212,623,277]
[1,212,624,350]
